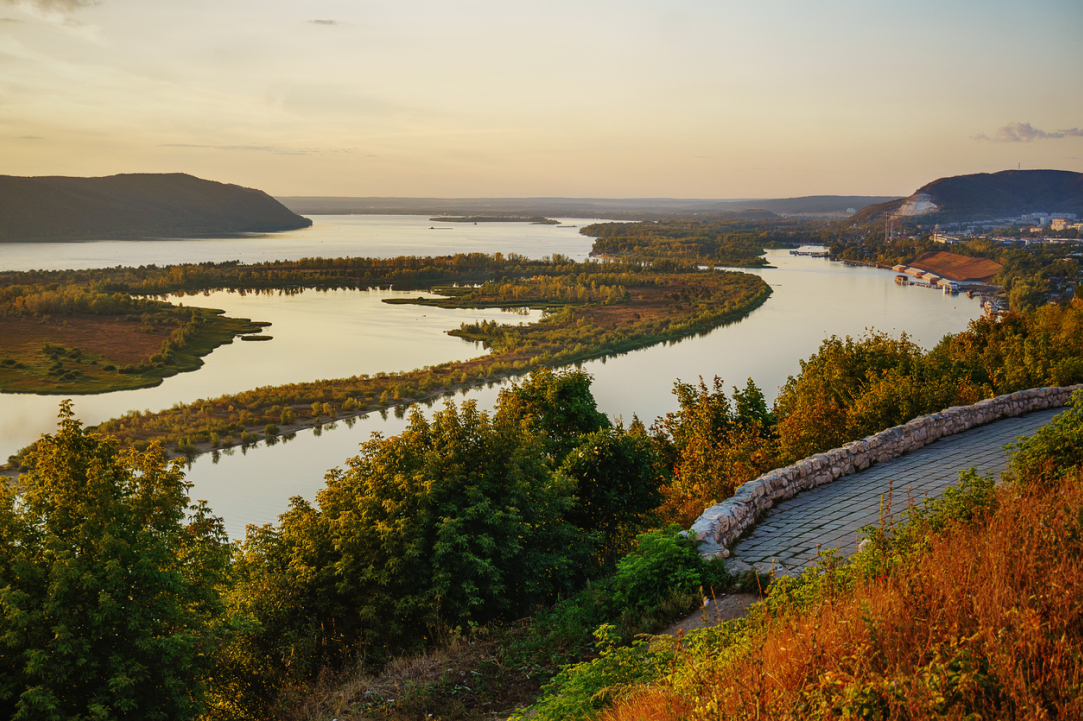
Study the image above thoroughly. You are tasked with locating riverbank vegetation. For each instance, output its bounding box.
[4,258,771,468]
[0,282,267,393]
[1,371,754,720]
[6,365,1082,719]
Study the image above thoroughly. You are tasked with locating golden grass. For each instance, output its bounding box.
[606,472,1083,720]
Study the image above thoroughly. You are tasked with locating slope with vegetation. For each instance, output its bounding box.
[0,173,311,242]
[528,392,1083,721]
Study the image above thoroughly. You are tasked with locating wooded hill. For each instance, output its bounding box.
[0,173,312,242]
[852,169,1083,224]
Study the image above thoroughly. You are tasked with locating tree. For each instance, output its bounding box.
[653,377,778,525]
[558,427,665,567]
[494,367,610,460]
[0,403,232,721]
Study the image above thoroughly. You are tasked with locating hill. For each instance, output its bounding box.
[276,195,898,219]
[0,173,312,242]
[851,169,1083,224]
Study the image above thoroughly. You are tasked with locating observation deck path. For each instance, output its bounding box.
[730,406,1064,576]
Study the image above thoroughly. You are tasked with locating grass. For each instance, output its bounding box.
[0,309,268,394]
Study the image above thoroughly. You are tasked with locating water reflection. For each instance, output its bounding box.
[0,287,543,460]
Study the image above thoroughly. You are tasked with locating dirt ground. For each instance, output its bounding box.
[658,593,762,636]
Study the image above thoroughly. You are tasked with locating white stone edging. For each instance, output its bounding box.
[688,384,1083,557]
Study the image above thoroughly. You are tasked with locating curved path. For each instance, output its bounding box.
[728,406,1064,576]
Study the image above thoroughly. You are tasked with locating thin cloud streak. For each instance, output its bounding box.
[0,0,99,13]
[976,121,1083,142]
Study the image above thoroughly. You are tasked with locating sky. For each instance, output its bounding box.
[1,0,1081,198]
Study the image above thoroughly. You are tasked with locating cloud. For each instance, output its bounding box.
[1,0,99,12]
[976,121,1083,142]
[17,134,42,139]
[310,19,337,26]
[0,16,23,21]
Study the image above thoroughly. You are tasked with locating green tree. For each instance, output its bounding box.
[0,403,232,721]
[558,427,665,567]
[653,377,778,525]
[495,367,610,460]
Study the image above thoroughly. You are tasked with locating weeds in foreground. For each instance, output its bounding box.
[595,465,1083,720]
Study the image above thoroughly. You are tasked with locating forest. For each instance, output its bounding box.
[3,290,1083,719]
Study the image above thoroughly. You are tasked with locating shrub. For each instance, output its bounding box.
[610,525,705,611]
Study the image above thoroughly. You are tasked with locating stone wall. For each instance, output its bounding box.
[689,384,1083,557]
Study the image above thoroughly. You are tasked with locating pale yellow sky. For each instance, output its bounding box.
[1,0,1081,198]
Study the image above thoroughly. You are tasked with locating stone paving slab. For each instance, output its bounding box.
[731,406,1064,575]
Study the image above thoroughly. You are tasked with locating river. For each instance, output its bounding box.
[1,216,984,537]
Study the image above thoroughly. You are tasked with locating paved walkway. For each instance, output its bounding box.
[732,406,1064,575]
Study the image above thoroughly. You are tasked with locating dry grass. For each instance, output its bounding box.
[605,472,1083,720]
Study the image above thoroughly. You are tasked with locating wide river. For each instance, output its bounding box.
[2,215,984,537]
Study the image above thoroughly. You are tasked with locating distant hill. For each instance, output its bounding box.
[851,170,1083,224]
[0,173,312,242]
[276,195,898,219]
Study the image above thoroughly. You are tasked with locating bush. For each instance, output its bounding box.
[610,525,710,611]
[1008,389,1083,487]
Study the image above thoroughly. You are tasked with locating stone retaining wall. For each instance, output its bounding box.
[689,384,1083,557]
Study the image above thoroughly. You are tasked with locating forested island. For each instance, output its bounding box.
[429,215,560,224]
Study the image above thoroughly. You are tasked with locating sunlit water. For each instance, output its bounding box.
[1,218,985,537]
